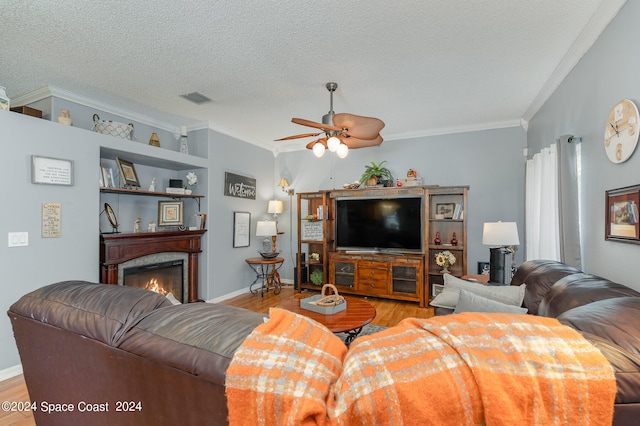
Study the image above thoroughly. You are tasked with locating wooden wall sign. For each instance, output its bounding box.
[224,172,256,200]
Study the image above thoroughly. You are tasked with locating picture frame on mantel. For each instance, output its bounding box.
[158,200,184,227]
[605,184,640,244]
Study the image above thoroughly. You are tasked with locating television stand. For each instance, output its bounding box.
[328,251,425,307]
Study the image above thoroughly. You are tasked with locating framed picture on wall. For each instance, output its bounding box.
[233,211,251,247]
[605,184,640,244]
[435,203,455,219]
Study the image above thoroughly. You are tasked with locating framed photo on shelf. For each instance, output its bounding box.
[101,166,115,188]
[116,157,140,187]
[233,211,251,247]
[435,203,455,219]
[605,184,640,244]
[158,200,184,227]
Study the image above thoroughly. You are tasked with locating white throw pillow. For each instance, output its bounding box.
[165,293,182,305]
[453,289,528,314]
[429,274,526,309]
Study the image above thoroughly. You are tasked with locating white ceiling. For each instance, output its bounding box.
[0,0,626,152]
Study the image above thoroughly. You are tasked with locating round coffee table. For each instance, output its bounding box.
[278,296,376,345]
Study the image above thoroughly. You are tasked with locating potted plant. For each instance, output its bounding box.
[310,269,323,286]
[359,161,394,187]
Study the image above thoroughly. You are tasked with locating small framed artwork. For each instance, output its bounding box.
[116,157,140,187]
[158,200,184,227]
[101,166,115,188]
[432,284,444,297]
[31,155,74,186]
[233,211,251,248]
[477,261,490,275]
[605,184,640,244]
[435,203,455,219]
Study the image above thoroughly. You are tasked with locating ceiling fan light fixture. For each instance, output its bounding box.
[327,136,341,152]
[336,143,349,158]
[312,142,326,158]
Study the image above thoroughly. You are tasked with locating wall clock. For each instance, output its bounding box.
[604,99,640,163]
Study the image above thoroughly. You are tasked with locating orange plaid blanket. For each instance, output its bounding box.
[226,309,616,425]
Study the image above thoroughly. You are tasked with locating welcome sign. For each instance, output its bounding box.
[224,172,256,200]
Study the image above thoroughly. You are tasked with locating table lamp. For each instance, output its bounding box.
[482,221,520,284]
[256,220,278,253]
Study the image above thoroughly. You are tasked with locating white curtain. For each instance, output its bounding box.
[526,144,560,260]
[525,138,582,268]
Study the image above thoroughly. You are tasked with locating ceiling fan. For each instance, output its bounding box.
[275,82,385,158]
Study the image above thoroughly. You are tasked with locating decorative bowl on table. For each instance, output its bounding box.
[259,251,279,259]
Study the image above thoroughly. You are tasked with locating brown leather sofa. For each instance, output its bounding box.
[436,259,640,425]
[7,280,265,426]
[9,260,640,425]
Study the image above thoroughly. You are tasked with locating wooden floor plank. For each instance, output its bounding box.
[0,286,432,426]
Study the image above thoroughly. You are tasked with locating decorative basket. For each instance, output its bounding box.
[300,284,347,315]
[92,114,134,140]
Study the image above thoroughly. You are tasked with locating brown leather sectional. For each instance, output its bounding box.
[7,259,640,425]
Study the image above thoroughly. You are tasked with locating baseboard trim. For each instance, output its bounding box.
[0,364,23,381]
[205,279,294,303]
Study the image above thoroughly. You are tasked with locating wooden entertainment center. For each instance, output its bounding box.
[296,186,468,307]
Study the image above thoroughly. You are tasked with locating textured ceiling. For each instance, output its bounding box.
[0,0,626,152]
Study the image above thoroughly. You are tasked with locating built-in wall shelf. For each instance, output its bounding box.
[100,187,204,198]
[100,143,207,171]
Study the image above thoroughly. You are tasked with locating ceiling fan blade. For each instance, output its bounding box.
[274,132,322,141]
[333,113,385,140]
[305,137,327,150]
[342,135,384,149]
[292,117,341,132]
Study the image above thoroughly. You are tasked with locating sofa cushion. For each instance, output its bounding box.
[539,273,640,318]
[430,274,525,309]
[454,290,528,314]
[558,297,640,404]
[119,302,266,385]
[8,280,171,346]
[511,260,582,314]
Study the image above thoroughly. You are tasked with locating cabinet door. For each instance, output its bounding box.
[332,261,356,289]
[391,264,419,295]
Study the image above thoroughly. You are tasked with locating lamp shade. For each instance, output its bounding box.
[336,143,349,158]
[312,142,325,157]
[482,222,520,246]
[278,178,289,188]
[256,220,277,237]
[268,200,283,214]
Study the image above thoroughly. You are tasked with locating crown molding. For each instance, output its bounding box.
[384,119,522,141]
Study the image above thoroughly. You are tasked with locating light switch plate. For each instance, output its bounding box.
[8,232,28,247]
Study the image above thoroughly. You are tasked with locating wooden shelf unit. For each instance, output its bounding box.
[426,186,468,301]
[296,186,468,307]
[296,191,333,291]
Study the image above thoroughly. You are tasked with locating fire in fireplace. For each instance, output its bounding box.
[123,260,184,303]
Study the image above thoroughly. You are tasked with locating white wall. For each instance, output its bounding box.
[527,0,640,290]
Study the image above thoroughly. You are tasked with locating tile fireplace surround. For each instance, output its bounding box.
[100,230,206,302]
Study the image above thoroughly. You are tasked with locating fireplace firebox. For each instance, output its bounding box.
[123,259,185,303]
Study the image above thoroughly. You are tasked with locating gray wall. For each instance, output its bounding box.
[0,112,99,371]
[527,0,640,290]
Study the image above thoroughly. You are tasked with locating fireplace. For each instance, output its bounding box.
[100,230,205,302]
[123,259,185,303]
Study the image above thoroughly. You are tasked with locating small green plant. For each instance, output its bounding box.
[310,269,323,285]
[359,160,393,186]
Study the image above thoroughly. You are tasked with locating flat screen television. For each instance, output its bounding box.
[335,196,423,253]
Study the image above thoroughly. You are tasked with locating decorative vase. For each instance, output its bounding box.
[451,232,458,246]
[57,109,72,126]
[434,232,441,245]
[440,264,450,274]
[0,86,9,111]
[179,125,189,155]
[184,189,192,195]
[149,132,160,147]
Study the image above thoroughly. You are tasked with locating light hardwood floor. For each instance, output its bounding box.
[0,286,433,426]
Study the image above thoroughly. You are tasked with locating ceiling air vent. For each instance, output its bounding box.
[180,92,213,105]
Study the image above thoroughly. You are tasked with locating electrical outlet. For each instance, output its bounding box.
[8,232,28,247]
